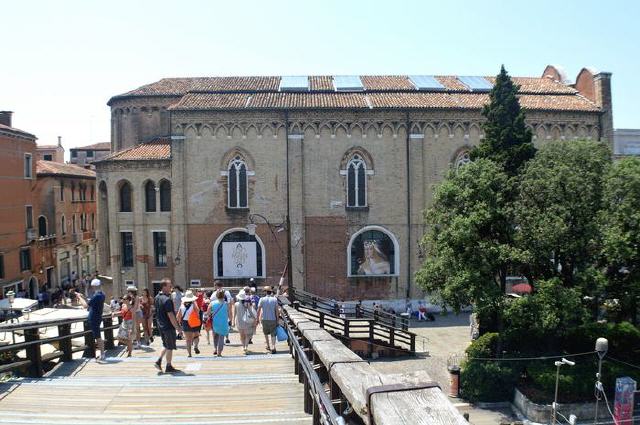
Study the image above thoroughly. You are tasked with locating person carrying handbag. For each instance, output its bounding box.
[208,290,229,357]
[234,291,256,354]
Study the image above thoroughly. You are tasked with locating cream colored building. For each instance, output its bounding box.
[96,66,613,300]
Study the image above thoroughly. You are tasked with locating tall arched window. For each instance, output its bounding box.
[159,179,171,212]
[145,181,156,212]
[228,156,248,208]
[454,150,471,171]
[38,216,47,237]
[119,181,132,212]
[347,154,367,207]
[61,215,66,235]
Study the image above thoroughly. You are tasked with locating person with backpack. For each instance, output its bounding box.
[256,286,281,354]
[208,289,229,357]
[176,290,201,357]
[235,290,257,354]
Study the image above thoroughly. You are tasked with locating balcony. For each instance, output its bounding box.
[26,228,37,243]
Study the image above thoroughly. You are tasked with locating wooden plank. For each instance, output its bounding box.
[300,328,335,343]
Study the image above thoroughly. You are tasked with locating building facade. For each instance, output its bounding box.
[97,66,613,300]
[35,137,65,163]
[614,129,640,157]
[34,161,98,292]
[70,142,111,168]
[0,111,39,298]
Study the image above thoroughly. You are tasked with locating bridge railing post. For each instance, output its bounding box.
[410,333,416,352]
[319,312,325,329]
[303,374,312,414]
[368,319,374,358]
[57,323,73,362]
[83,321,96,358]
[343,318,350,338]
[103,316,115,349]
[24,328,43,377]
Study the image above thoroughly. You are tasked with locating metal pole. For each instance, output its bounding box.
[594,357,602,424]
[552,362,561,424]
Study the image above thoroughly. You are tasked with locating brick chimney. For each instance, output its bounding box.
[0,111,13,127]
[594,72,614,147]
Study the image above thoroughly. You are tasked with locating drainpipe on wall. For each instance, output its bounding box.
[405,110,412,300]
[284,111,294,290]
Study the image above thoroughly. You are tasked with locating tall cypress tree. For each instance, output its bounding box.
[471,65,536,176]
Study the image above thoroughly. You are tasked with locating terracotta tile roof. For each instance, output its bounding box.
[36,161,95,178]
[101,137,171,162]
[73,142,111,151]
[110,74,598,113]
[0,123,36,140]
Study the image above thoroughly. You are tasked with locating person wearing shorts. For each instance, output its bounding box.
[154,278,183,373]
[257,286,280,354]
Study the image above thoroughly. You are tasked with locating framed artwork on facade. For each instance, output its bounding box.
[348,227,398,277]
[214,229,264,278]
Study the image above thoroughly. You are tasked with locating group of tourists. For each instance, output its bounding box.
[81,276,283,374]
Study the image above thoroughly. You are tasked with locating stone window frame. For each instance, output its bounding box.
[453,147,472,171]
[37,215,48,237]
[339,148,374,210]
[118,180,133,213]
[346,225,400,278]
[144,180,157,213]
[24,153,32,179]
[61,215,66,235]
[159,179,171,212]
[220,150,255,210]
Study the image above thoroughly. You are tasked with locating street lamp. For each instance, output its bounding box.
[594,337,608,424]
[552,357,575,424]
[246,214,290,288]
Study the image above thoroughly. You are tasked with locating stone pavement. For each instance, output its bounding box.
[370,312,518,425]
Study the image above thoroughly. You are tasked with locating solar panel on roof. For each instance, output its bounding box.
[457,76,493,92]
[333,75,364,91]
[409,75,445,91]
[279,76,309,92]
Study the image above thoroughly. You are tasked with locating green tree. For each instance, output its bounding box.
[416,159,524,319]
[514,140,611,290]
[600,157,640,323]
[470,65,536,176]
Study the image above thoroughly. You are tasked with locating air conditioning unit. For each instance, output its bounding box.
[26,228,37,242]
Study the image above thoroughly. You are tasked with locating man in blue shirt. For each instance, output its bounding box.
[78,278,106,361]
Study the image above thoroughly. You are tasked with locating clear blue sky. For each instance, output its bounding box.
[2,0,638,154]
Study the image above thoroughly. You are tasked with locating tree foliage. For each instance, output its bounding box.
[416,159,525,315]
[514,140,611,289]
[470,65,536,176]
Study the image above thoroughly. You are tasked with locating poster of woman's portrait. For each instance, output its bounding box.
[350,230,396,276]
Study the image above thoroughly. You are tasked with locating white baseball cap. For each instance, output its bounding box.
[90,278,101,287]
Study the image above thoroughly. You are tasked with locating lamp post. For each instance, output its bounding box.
[246,213,290,289]
[552,357,575,424]
[594,337,608,424]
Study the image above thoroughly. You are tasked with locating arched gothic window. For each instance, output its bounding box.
[38,216,47,237]
[228,156,248,208]
[455,150,472,171]
[347,154,367,207]
[159,180,171,212]
[119,181,132,212]
[145,181,156,212]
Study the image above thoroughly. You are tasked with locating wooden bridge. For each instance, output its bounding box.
[0,297,468,425]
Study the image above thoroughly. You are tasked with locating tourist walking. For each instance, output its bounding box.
[202,291,212,345]
[141,288,154,344]
[154,278,183,373]
[176,290,201,357]
[127,286,142,347]
[117,295,134,357]
[76,278,106,361]
[209,290,229,357]
[214,281,234,343]
[235,291,257,354]
[256,286,280,354]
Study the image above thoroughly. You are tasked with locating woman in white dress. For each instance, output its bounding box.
[358,240,391,275]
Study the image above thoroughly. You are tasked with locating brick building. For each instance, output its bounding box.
[34,161,98,291]
[70,142,111,168]
[96,66,614,300]
[35,136,65,163]
[0,111,39,298]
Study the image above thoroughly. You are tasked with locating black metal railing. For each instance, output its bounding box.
[0,313,121,377]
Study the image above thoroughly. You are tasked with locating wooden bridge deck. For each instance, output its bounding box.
[0,328,312,424]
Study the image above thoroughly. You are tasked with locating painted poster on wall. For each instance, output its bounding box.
[222,241,257,277]
[350,229,396,276]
